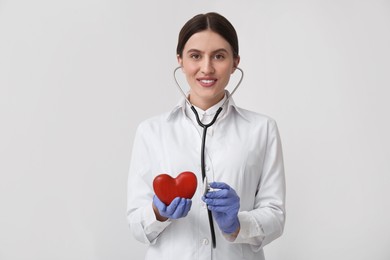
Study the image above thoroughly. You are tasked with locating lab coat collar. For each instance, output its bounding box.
[166,91,249,122]
[184,94,227,124]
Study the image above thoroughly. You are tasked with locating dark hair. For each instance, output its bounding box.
[176,12,239,58]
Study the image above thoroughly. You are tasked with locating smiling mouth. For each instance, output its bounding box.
[197,79,217,87]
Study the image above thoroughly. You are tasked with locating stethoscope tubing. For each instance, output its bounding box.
[191,106,222,249]
[173,66,244,249]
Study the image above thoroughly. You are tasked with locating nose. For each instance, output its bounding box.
[201,57,215,75]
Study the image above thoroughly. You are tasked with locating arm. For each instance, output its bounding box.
[231,120,286,249]
[126,124,193,244]
[126,125,171,244]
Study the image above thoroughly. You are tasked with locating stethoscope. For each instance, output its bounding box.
[173,66,244,248]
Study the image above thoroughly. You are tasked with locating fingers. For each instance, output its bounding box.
[203,183,238,204]
[202,182,240,211]
[171,198,186,218]
[183,199,192,217]
[209,181,231,190]
[171,199,192,218]
[165,197,182,216]
[157,197,192,219]
[205,188,230,199]
[207,204,235,213]
[203,195,239,207]
[206,182,238,199]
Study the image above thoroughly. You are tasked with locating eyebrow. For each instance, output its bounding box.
[186,48,229,54]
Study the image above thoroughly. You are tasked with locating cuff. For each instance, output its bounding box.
[143,204,172,243]
[225,211,265,245]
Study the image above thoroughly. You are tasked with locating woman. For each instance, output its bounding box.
[127,12,285,260]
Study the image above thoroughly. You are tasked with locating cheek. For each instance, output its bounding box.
[182,63,198,76]
[221,64,234,76]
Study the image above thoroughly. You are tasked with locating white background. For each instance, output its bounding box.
[1,0,389,259]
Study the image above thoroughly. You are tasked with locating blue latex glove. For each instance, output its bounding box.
[202,182,240,234]
[153,195,192,219]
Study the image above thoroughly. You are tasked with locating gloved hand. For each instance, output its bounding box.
[153,195,192,220]
[202,182,240,234]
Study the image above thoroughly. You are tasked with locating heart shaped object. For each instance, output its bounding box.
[153,171,197,205]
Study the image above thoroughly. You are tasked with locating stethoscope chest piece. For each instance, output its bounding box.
[202,176,210,196]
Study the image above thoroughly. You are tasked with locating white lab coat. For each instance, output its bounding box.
[127,94,286,260]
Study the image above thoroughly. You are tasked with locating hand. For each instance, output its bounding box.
[153,195,192,220]
[202,182,240,234]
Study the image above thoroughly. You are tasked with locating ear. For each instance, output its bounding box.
[177,54,184,71]
[231,55,240,74]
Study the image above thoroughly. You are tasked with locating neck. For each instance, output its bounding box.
[188,93,225,111]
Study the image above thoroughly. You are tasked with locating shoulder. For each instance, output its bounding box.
[136,111,171,132]
[233,107,282,144]
[234,106,278,127]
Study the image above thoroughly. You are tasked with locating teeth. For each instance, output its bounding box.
[201,80,214,84]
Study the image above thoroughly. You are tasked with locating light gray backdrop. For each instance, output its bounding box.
[1,0,389,259]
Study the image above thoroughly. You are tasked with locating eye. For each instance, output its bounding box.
[190,53,201,60]
[214,54,225,60]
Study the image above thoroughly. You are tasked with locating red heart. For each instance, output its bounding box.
[153,171,197,205]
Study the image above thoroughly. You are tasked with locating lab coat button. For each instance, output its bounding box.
[202,238,209,245]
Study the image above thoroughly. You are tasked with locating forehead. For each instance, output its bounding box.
[183,30,232,53]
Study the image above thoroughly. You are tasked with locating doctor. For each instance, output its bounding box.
[127,12,286,260]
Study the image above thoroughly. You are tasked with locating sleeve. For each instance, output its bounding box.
[226,119,286,250]
[126,123,172,244]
